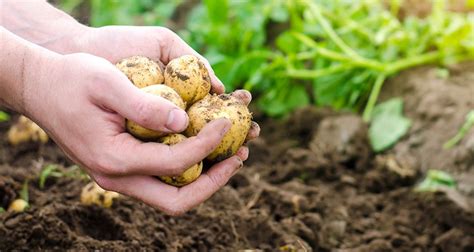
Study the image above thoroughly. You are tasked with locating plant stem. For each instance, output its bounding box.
[363,73,386,122]
[386,51,444,74]
[287,64,351,79]
[305,0,360,58]
[443,110,474,149]
[292,32,384,70]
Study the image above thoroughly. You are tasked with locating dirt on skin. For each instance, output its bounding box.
[1,63,474,251]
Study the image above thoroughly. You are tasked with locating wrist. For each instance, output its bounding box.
[0,27,60,115]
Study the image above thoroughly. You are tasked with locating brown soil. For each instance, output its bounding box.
[1,63,474,251]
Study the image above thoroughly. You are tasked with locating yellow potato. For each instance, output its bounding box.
[116,56,164,88]
[7,115,48,146]
[80,182,119,208]
[7,199,28,212]
[164,55,211,106]
[158,134,203,187]
[126,84,186,140]
[185,94,252,162]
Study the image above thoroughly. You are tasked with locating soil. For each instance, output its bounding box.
[1,62,473,251]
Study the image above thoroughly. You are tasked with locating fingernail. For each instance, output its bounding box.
[251,121,260,131]
[166,109,188,132]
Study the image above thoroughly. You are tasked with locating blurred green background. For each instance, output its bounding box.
[55,0,474,118]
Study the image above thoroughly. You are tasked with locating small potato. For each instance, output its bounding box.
[158,134,203,187]
[185,94,252,162]
[7,199,28,212]
[116,56,164,88]
[126,85,186,140]
[80,182,119,208]
[164,55,211,106]
[7,115,48,146]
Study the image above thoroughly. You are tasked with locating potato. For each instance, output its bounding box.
[116,56,164,88]
[126,84,186,140]
[80,182,119,208]
[164,55,211,106]
[185,94,252,162]
[7,199,28,212]
[7,115,48,146]
[158,134,203,187]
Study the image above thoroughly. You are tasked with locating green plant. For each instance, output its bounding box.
[65,0,474,119]
[416,169,456,192]
[0,111,10,122]
[369,98,411,152]
[39,164,89,189]
[0,207,5,213]
[444,110,474,149]
[20,180,29,204]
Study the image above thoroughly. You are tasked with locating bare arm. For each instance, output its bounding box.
[0,0,86,54]
[0,26,58,112]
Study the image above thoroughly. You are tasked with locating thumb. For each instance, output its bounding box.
[94,72,188,133]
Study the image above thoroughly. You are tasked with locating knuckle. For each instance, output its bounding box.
[134,100,156,127]
[208,171,227,189]
[157,27,177,44]
[91,151,127,176]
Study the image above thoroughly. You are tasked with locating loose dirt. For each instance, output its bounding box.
[1,63,473,251]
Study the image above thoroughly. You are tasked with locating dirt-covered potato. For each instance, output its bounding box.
[7,115,48,146]
[116,56,164,88]
[80,182,119,208]
[185,94,252,162]
[7,199,28,212]
[126,84,186,140]
[164,55,211,106]
[158,134,203,187]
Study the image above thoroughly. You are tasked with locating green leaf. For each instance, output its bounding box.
[20,180,29,203]
[39,164,59,189]
[0,111,10,122]
[276,31,301,54]
[416,169,456,192]
[0,207,4,213]
[204,0,228,25]
[369,98,411,152]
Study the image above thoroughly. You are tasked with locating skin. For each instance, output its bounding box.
[0,1,260,215]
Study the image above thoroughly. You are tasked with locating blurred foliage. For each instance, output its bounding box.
[416,169,456,192]
[59,0,474,117]
[0,111,10,122]
[443,110,474,149]
[369,98,411,152]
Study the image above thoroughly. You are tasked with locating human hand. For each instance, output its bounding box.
[23,52,253,215]
[75,25,260,159]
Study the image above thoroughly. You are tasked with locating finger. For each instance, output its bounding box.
[231,90,252,106]
[94,156,242,216]
[235,146,249,161]
[105,118,231,176]
[245,121,260,142]
[92,71,188,133]
[159,28,225,94]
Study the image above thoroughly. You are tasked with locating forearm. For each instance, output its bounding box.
[0,0,87,54]
[0,27,58,113]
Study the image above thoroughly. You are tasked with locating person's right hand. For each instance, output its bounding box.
[25,52,247,215]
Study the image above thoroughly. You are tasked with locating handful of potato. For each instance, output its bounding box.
[115,55,252,187]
